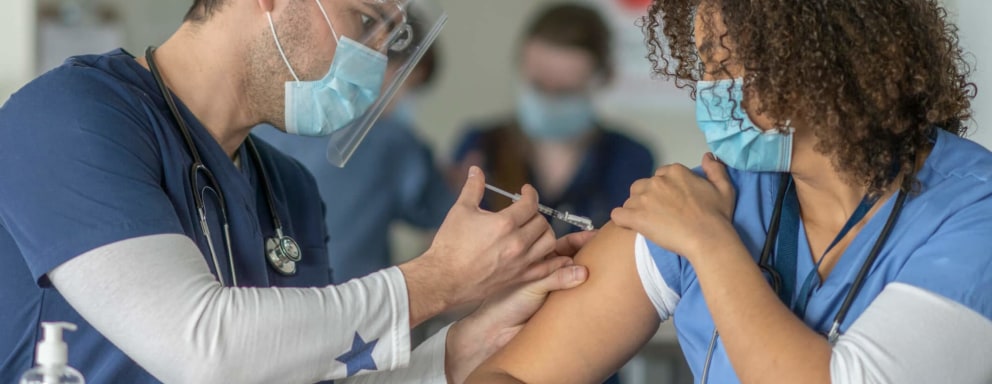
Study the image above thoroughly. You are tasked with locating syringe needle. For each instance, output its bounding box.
[484,184,520,202]
[484,183,595,231]
[484,184,554,214]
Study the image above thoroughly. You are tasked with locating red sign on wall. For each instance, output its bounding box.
[616,0,652,12]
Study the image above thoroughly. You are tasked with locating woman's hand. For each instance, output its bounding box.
[611,153,738,260]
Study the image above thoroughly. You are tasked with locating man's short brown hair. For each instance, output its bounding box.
[184,0,227,22]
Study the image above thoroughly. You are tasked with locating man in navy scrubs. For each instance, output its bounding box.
[0,0,592,382]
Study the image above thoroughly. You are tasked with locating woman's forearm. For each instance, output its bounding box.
[688,230,832,384]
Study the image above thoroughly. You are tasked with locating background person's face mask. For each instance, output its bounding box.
[517,85,596,141]
[267,2,388,137]
[696,79,793,172]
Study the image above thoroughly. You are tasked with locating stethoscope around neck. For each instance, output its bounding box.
[145,46,302,285]
[698,172,909,384]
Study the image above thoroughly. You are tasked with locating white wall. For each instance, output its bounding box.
[98,0,186,53]
[0,0,37,103]
[73,0,977,256]
[4,1,988,156]
[954,0,992,147]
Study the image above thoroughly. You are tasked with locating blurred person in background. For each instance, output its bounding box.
[452,3,655,238]
[453,4,654,383]
[255,40,454,283]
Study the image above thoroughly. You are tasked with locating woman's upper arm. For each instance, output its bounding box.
[469,223,663,384]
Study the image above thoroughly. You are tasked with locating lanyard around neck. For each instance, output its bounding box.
[772,176,876,318]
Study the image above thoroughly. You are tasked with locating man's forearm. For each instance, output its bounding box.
[50,234,413,383]
[341,325,452,384]
[400,249,456,328]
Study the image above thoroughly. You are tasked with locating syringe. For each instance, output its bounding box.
[484,184,595,231]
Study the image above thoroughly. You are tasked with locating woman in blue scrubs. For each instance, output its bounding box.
[468,0,992,383]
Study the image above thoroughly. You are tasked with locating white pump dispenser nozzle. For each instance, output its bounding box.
[37,322,77,367]
[20,322,85,384]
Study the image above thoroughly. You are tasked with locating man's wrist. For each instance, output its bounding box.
[399,251,455,328]
[445,320,465,383]
[445,315,495,384]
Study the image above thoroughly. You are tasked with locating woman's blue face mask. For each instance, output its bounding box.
[266,2,387,137]
[696,79,793,172]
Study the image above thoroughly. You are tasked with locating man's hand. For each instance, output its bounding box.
[443,231,596,383]
[400,167,560,327]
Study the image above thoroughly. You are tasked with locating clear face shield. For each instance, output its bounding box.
[269,0,446,166]
[320,0,447,167]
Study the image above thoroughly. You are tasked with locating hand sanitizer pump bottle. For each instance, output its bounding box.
[19,322,85,384]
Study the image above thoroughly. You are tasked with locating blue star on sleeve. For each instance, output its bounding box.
[337,332,380,376]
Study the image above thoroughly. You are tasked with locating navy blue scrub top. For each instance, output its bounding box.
[454,123,655,236]
[0,49,329,383]
[254,119,454,282]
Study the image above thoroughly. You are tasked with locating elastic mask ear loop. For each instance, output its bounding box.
[313,0,340,42]
[267,12,301,83]
[780,119,796,135]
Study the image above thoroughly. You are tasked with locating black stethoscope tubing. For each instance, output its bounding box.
[762,173,909,341]
[700,172,908,383]
[145,46,301,283]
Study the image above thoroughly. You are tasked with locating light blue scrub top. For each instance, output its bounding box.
[646,129,992,382]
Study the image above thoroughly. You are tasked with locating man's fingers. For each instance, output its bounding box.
[519,256,583,287]
[525,257,589,294]
[456,166,486,208]
[500,184,540,226]
[547,265,589,291]
[519,222,557,264]
[554,230,598,257]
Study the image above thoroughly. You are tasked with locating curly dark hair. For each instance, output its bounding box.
[641,0,976,195]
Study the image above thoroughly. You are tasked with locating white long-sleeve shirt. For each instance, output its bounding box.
[49,234,449,384]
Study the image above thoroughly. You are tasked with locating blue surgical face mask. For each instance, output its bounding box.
[696,79,793,172]
[267,7,387,137]
[517,86,596,141]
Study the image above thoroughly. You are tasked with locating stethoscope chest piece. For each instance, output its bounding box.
[266,234,301,276]
[146,45,306,282]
